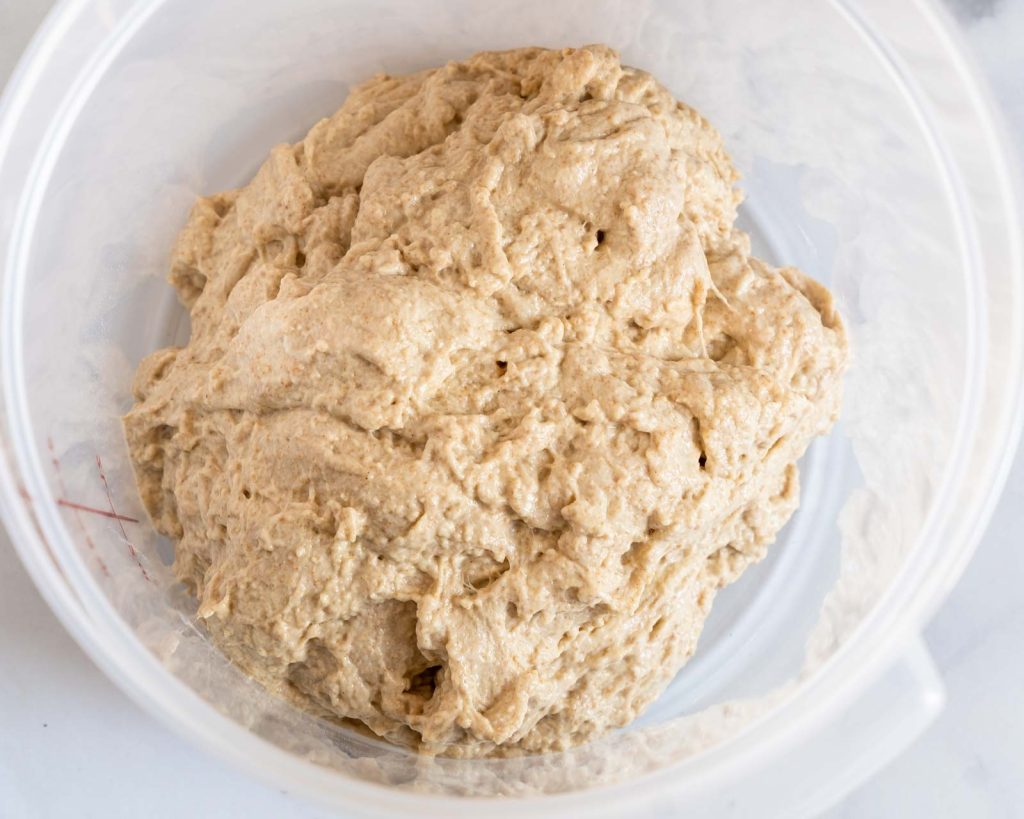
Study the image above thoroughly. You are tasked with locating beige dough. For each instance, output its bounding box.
[125,45,848,757]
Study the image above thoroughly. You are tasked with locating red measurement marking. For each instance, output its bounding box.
[17,484,31,501]
[95,454,151,583]
[55,498,139,523]
[47,437,110,578]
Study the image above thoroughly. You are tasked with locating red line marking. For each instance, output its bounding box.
[47,437,110,578]
[55,498,139,523]
[95,454,151,583]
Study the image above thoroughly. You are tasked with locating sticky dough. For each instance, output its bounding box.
[125,45,848,757]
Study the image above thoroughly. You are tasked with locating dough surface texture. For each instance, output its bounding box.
[125,45,847,757]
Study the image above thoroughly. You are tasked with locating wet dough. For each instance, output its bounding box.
[125,45,848,757]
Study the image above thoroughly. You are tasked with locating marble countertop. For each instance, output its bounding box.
[1,1,1021,816]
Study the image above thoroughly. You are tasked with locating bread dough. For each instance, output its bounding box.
[125,45,847,757]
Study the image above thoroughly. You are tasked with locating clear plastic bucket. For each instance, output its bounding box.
[0,0,1021,816]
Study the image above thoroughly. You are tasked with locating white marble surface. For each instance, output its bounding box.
[0,1,1021,817]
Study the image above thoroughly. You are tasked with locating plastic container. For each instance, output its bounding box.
[0,0,1021,816]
